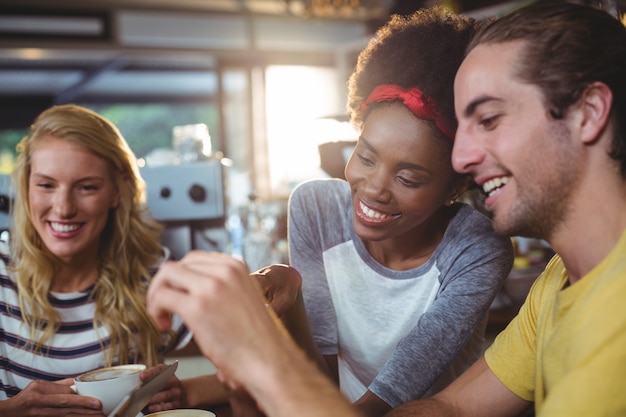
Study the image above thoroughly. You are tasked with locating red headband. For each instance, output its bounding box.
[360,84,454,140]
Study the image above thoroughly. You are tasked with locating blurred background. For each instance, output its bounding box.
[0,0,623,261]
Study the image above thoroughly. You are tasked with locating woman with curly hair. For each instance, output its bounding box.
[249,6,514,417]
[0,104,192,415]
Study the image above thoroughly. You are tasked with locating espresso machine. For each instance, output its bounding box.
[140,123,228,260]
[140,159,228,260]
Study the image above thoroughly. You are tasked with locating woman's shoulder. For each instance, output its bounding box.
[288,179,354,243]
[291,178,349,197]
[445,204,513,254]
[289,178,351,210]
[435,205,514,282]
[451,204,502,237]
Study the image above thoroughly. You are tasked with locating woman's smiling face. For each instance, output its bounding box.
[345,103,458,243]
[28,134,120,264]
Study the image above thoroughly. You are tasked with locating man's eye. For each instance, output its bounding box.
[479,115,499,130]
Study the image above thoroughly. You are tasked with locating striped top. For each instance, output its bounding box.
[0,240,191,400]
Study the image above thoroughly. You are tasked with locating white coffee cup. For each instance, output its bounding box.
[74,364,146,415]
[145,410,216,417]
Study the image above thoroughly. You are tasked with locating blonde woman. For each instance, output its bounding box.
[0,104,192,415]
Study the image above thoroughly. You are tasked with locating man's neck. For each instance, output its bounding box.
[548,171,626,284]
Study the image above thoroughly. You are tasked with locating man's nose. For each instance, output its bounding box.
[451,127,484,175]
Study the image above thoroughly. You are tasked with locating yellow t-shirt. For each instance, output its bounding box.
[485,230,626,416]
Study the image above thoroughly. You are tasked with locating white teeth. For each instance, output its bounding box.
[359,201,389,219]
[482,177,510,197]
[50,222,80,233]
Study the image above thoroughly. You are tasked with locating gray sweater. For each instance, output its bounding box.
[288,179,514,407]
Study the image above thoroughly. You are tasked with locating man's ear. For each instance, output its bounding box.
[579,81,613,145]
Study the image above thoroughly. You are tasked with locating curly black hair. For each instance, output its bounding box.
[347,6,481,135]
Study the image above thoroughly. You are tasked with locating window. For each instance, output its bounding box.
[264,65,346,197]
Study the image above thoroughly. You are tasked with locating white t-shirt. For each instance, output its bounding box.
[288,179,514,406]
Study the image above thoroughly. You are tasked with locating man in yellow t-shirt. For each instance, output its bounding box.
[387,2,626,417]
[485,239,626,415]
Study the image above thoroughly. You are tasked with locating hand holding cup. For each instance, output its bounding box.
[73,364,146,415]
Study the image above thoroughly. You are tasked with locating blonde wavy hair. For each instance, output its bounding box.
[10,104,173,366]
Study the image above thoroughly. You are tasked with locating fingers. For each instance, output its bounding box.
[147,251,289,392]
[57,394,102,411]
[179,250,250,275]
[144,386,182,413]
[267,294,293,319]
[10,380,103,416]
[253,270,275,301]
[250,264,301,318]
[145,398,179,414]
[148,251,262,331]
[147,258,216,330]
[149,252,252,304]
[147,375,180,404]
[148,251,262,345]
[54,378,76,387]
[141,367,183,413]
[139,364,168,383]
